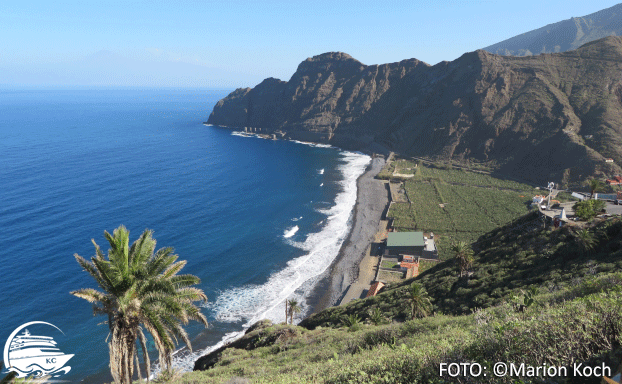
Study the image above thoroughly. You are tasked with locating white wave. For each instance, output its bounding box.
[231,131,271,140]
[318,168,324,175]
[202,123,214,126]
[291,216,303,222]
[166,149,371,374]
[283,225,299,238]
[290,140,334,149]
[210,150,370,326]
[320,183,324,187]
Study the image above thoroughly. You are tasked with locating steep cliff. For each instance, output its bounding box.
[208,37,622,185]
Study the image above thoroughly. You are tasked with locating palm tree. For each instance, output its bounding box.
[342,314,362,332]
[71,225,208,384]
[409,282,432,320]
[287,299,302,324]
[574,229,597,255]
[451,241,474,277]
[369,307,385,326]
[284,300,288,324]
[587,179,604,199]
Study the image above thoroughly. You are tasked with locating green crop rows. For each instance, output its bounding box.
[387,162,538,259]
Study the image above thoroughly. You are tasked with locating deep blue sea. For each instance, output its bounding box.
[0,88,370,382]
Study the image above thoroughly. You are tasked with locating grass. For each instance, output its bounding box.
[377,270,405,283]
[380,260,398,269]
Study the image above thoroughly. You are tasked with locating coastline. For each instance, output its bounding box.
[305,155,388,312]
[202,125,390,316]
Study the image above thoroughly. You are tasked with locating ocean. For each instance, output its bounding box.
[0,88,370,382]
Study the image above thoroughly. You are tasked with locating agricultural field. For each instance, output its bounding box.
[387,161,540,259]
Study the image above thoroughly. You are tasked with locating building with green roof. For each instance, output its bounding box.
[386,232,425,257]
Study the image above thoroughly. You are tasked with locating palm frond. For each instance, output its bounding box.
[147,247,177,276]
[163,260,187,278]
[74,254,111,291]
[169,275,202,289]
[70,288,107,303]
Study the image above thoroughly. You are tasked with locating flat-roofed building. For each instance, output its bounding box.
[386,232,425,257]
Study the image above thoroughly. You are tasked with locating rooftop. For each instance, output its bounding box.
[366,281,385,298]
[387,232,425,247]
[399,262,418,269]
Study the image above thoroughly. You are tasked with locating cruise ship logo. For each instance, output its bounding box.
[3,321,73,378]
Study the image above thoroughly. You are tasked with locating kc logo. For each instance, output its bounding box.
[3,321,73,378]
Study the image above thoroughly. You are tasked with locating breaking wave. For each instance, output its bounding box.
[283,226,299,238]
[162,149,370,373]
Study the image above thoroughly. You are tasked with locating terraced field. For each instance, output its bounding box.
[386,161,539,258]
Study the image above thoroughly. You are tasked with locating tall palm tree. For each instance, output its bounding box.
[409,282,432,320]
[587,179,604,199]
[451,241,474,277]
[71,225,208,384]
[287,299,302,325]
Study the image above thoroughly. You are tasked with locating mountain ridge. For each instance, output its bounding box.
[208,37,622,185]
[482,3,622,56]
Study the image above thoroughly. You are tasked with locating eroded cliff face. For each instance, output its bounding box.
[208,37,622,185]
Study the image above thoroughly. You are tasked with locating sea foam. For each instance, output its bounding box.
[283,225,299,238]
[164,148,370,373]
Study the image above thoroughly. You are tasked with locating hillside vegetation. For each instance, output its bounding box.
[181,213,622,383]
[183,279,622,384]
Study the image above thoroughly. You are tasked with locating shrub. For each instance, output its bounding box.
[573,199,606,221]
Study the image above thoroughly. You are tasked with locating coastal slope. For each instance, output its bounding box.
[208,36,622,185]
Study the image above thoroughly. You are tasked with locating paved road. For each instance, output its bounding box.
[605,202,622,215]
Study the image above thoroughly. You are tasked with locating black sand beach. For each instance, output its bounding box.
[305,156,389,313]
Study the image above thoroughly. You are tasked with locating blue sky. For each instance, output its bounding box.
[1,0,621,88]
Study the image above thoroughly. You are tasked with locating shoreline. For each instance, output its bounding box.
[304,155,388,312]
[209,124,389,314]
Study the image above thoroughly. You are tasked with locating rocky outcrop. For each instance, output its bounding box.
[208,37,622,185]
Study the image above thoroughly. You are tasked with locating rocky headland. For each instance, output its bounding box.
[208,36,622,186]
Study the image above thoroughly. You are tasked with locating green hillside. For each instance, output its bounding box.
[181,214,622,384]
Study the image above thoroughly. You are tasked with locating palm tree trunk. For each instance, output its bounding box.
[109,323,137,384]
[285,301,288,324]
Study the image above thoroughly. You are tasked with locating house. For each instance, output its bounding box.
[386,232,425,257]
[399,262,419,279]
[606,158,615,163]
[365,281,385,298]
[402,255,415,263]
[607,175,622,185]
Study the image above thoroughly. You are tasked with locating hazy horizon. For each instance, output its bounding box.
[3,0,622,88]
